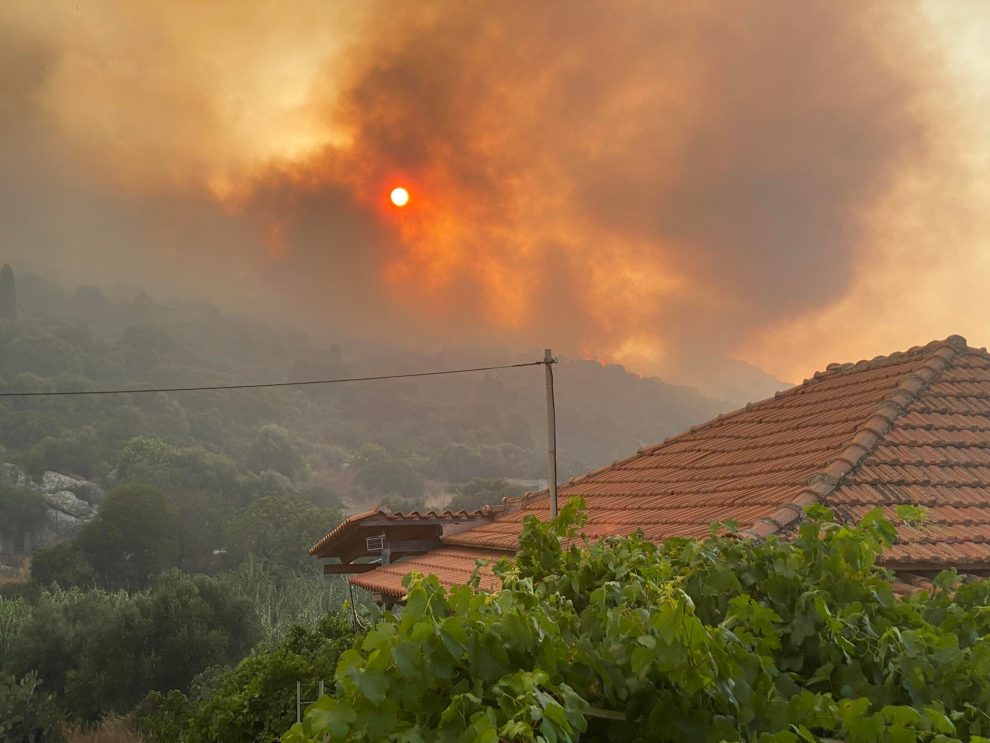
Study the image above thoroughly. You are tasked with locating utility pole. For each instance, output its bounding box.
[544,349,558,519]
[0,265,16,321]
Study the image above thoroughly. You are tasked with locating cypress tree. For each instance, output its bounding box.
[0,264,16,321]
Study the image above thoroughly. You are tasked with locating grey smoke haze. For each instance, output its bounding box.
[0,1,979,395]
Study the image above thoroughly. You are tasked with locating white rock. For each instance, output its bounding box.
[45,508,86,538]
[45,490,94,519]
[42,471,87,493]
[40,471,103,504]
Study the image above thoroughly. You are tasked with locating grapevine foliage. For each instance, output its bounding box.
[285,501,990,742]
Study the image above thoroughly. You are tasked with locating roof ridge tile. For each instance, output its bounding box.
[799,335,967,385]
[739,337,965,540]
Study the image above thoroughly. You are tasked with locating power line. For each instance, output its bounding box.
[0,360,551,398]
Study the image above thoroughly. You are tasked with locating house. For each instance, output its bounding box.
[311,335,990,599]
[309,506,505,604]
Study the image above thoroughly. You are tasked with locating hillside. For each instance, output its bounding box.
[0,269,730,737]
[0,271,728,506]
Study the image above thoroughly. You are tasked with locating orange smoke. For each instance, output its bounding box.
[2,1,988,396]
[238,0,949,383]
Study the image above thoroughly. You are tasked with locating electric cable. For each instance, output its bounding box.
[0,359,553,398]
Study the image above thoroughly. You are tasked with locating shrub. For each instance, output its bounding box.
[30,541,98,589]
[0,481,47,538]
[76,484,180,589]
[286,502,990,742]
[352,459,424,502]
[0,672,65,742]
[24,425,104,479]
[139,612,353,743]
[447,478,525,511]
[230,495,341,571]
[3,574,258,723]
[248,424,306,482]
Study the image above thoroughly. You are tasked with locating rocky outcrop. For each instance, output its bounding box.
[42,509,88,541]
[41,471,104,505]
[44,490,94,519]
[1,466,103,553]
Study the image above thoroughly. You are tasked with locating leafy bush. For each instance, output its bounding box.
[115,436,185,486]
[447,477,525,511]
[138,612,354,743]
[3,573,259,722]
[24,425,105,478]
[434,442,545,482]
[352,458,424,502]
[230,494,341,570]
[135,689,194,743]
[248,424,307,482]
[286,502,990,742]
[0,672,65,742]
[0,480,46,537]
[116,437,242,498]
[75,484,180,589]
[30,540,99,588]
[436,442,499,481]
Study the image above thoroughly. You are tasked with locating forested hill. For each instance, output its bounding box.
[0,271,728,503]
[0,271,722,738]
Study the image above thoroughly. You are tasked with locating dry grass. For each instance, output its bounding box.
[0,556,31,585]
[64,715,142,743]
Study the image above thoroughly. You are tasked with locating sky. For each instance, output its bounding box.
[1,1,989,400]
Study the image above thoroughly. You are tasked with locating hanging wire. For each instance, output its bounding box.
[0,359,549,398]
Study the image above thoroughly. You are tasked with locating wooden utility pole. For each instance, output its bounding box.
[544,349,558,519]
[0,265,17,321]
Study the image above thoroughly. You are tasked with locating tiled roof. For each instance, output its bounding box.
[309,507,494,558]
[348,547,506,597]
[347,335,990,595]
[310,509,381,556]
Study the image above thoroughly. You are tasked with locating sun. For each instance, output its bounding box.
[390,187,410,207]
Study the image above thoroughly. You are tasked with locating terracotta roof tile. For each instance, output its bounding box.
[348,547,508,597]
[347,335,990,595]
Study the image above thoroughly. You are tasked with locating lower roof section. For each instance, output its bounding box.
[349,546,509,598]
[349,543,959,600]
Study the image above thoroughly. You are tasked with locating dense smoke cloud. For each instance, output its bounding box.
[0,1,983,396]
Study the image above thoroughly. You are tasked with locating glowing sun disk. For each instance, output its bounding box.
[390,186,410,207]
